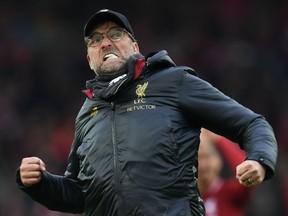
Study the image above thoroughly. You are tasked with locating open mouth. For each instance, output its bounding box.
[103,53,119,61]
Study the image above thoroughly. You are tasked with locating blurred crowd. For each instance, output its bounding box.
[0,0,287,215]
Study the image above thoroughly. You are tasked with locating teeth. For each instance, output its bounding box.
[104,53,118,61]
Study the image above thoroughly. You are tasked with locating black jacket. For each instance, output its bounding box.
[16,50,278,216]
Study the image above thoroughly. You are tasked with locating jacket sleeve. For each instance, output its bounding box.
[15,136,85,213]
[179,71,278,180]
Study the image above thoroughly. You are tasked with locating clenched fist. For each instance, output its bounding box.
[19,157,46,186]
[236,160,266,187]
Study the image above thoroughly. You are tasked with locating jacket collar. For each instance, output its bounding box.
[84,50,175,99]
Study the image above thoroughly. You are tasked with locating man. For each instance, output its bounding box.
[16,9,278,216]
[198,128,251,216]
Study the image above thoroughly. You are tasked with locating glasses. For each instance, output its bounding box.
[85,27,135,47]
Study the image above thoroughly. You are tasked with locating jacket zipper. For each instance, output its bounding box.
[111,102,125,216]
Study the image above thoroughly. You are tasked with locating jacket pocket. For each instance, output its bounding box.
[166,117,180,163]
[163,200,192,216]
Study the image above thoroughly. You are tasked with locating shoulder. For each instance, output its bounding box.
[148,65,197,81]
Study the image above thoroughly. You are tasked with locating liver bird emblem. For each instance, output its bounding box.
[136,82,148,99]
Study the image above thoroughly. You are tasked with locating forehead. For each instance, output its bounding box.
[91,21,120,33]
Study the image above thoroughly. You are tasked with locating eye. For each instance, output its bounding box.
[108,29,123,40]
[91,34,103,43]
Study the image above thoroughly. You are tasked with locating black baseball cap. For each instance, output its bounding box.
[84,9,135,38]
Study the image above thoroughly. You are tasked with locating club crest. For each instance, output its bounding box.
[136,82,148,99]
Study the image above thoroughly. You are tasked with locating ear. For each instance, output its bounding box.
[133,42,140,53]
[86,54,93,70]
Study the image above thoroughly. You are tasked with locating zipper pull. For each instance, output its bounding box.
[111,102,115,110]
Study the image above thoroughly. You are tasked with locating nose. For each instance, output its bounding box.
[100,35,112,48]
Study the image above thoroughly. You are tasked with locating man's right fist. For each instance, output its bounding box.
[19,157,46,186]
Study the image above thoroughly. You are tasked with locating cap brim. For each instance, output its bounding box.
[84,10,134,37]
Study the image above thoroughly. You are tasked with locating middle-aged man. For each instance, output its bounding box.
[16,9,278,216]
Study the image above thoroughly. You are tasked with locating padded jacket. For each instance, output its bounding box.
[16,50,278,216]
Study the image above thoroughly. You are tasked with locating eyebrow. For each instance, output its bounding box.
[90,26,120,36]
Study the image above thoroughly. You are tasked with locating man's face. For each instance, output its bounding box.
[86,21,139,77]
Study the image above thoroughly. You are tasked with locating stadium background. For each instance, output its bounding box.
[0,0,287,215]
